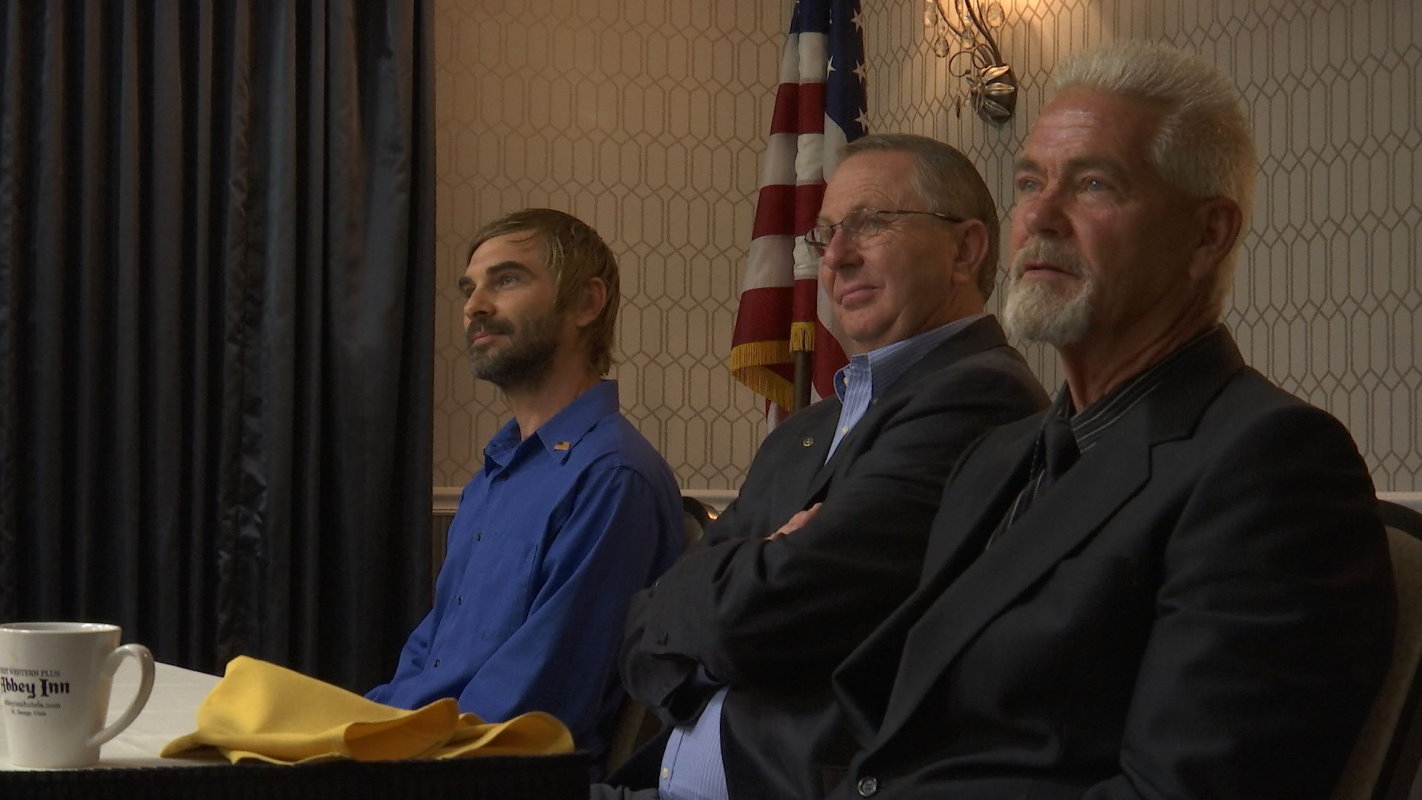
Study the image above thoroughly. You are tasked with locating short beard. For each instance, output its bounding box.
[1003,240,1095,346]
[468,310,563,391]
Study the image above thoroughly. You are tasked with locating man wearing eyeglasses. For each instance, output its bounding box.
[598,133,1048,800]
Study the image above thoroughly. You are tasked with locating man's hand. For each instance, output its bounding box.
[766,503,823,541]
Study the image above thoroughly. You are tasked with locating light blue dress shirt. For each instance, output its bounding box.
[825,313,983,459]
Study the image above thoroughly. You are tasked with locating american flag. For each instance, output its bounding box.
[729,0,867,416]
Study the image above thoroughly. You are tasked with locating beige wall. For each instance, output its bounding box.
[431,0,776,492]
[433,0,1422,493]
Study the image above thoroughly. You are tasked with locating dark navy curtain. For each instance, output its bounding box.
[0,0,434,692]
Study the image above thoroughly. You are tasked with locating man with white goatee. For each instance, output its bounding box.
[828,40,1394,800]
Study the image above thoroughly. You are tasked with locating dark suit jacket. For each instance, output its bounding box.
[617,315,1049,799]
[831,327,1395,800]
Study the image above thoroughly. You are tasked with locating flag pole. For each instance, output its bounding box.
[729,0,864,423]
[793,350,811,412]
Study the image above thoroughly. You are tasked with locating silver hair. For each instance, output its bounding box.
[1054,41,1256,308]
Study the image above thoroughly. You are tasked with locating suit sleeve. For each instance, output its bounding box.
[622,358,1045,717]
[1085,406,1394,799]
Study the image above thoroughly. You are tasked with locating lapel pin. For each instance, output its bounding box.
[553,441,572,451]
[802,437,814,447]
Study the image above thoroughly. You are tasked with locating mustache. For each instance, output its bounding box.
[1011,240,1085,278]
[467,318,514,343]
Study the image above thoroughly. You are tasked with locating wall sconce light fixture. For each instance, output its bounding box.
[923,0,1017,124]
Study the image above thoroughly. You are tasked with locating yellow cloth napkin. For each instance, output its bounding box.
[161,656,574,764]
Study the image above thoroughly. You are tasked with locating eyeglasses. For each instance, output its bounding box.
[804,208,966,253]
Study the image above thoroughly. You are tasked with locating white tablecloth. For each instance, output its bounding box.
[0,661,589,797]
[0,659,222,769]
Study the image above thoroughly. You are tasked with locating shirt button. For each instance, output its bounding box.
[660,767,671,780]
[857,776,879,797]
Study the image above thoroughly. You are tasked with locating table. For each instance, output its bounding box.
[0,659,589,798]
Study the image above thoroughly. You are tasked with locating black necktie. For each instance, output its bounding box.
[1040,415,1080,489]
[989,416,1079,546]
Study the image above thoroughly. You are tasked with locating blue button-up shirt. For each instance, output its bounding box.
[367,380,683,769]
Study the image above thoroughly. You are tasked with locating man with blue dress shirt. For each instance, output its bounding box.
[598,134,1048,800]
[367,208,683,776]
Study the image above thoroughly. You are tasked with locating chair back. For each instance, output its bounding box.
[682,495,713,550]
[605,496,714,773]
[1332,500,1422,800]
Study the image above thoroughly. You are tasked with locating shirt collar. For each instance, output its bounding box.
[485,380,621,468]
[1055,324,1223,452]
[833,312,988,402]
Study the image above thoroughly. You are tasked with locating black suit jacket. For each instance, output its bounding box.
[617,315,1049,799]
[831,327,1395,800]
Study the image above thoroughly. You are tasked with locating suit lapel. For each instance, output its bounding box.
[805,316,1012,499]
[874,418,1153,737]
[918,414,1040,572]
[780,403,837,506]
[875,327,1248,737]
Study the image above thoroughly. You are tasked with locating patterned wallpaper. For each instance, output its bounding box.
[430,0,777,492]
[863,0,1421,491]
[433,0,1421,493]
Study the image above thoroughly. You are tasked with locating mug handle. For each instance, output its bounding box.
[88,643,155,749]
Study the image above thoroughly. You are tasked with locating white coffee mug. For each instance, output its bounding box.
[0,622,155,768]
